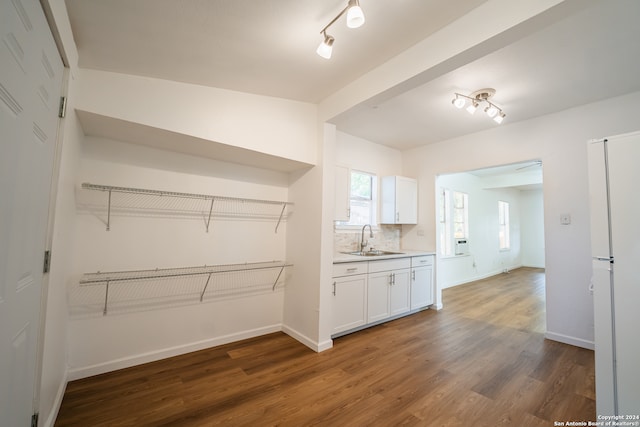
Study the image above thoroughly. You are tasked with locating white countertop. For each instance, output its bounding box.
[333,250,435,264]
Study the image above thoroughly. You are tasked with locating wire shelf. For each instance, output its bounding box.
[71,261,292,316]
[77,183,294,233]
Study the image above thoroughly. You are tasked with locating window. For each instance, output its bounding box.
[341,170,376,226]
[498,201,510,250]
[439,189,468,256]
[453,191,468,239]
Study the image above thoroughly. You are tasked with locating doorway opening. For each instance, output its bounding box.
[435,160,545,328]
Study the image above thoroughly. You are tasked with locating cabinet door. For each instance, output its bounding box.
[334,165,350,221]
[396,176,417,224]
[411,266,433,310]
[367,271,391,323]
[332,274,367,335]
[381,176,417,224]
[390,269,411,316]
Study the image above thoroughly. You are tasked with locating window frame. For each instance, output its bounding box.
[336,170,377,228]
[498,200,510,251]
[439,188,469,256]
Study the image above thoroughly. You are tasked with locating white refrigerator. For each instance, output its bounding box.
[587,131,640,417]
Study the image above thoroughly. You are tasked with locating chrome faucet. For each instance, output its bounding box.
[360,224,373,252]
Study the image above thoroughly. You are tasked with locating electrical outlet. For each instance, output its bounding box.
[560,214,571,225]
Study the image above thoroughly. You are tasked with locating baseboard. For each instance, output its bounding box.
[545,331,595,350]
[67,324,282,380]
[281,324,332,353]
[41,367,68,427]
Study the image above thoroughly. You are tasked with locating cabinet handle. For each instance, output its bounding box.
[412,270,415,281]
[332,281,336,296]
[396,212,399,222]
[347,208,351,218]
[346,267,358,272]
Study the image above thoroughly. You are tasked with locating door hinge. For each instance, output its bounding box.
[31,412,39,427]
[43,250,51,274]
[58,96,67,118]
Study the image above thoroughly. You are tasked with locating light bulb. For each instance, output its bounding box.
[346,0,365,28]
[494,112,505,124]
[485,105,498,118]
[316,34,334,59]
[452,97,466,109]
[466,102,478,115]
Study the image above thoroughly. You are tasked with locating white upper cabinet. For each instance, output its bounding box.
[381,176,418,224]
[334,165,350,222]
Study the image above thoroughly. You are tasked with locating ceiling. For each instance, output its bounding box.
[65,0,640,152]
[466,160,543,191]
[64,0,486,103]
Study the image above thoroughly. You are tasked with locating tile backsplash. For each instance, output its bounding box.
[334,224,402,253]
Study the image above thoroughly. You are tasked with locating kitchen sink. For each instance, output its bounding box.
[343,250,405,257]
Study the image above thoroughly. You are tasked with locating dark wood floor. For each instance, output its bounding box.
[55,267,595,426]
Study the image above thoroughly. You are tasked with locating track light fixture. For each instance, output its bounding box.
[316,0,365,59]
[452,88,506,124]
[316,31,335,59]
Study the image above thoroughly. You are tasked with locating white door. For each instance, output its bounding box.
[0,0,64,425]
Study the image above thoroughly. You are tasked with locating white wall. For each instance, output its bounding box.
[336,131,403,176]
[402,90,640,349]
[283,128,328,351]
[67,137,292,378]
[520,189,545,268]
[76,69,318,167]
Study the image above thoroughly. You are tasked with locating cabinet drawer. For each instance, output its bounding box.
[368,258,410,273]
[411,256,434,267]
[333,262,367,277]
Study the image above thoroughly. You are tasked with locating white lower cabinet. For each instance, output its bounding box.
[331,262,368,335]
[410,255,434,310]
[367,258,411,323]
[332,255,433,337]
[390,269,411,316]
[367,271,391,323]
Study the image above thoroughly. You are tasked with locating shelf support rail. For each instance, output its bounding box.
[275,203,287,233]
[106,189,112,231]
[103,280,110,315]
[205,197,215,233]
[273,264,286,291]
[200,273,213,302]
